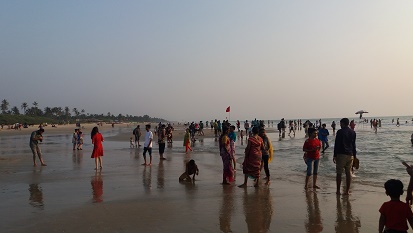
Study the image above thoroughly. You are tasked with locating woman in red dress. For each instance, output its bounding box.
[91,127,104,170]
[239,126,264,188]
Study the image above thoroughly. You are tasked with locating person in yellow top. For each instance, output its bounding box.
[183,128,192,153]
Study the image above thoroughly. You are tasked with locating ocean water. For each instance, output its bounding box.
[223,116,413,190]
[194,116,413,189]
[1,116,412,192]
[0,116,412,232]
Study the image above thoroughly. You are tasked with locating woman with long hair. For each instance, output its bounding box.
[239,126,264,188]
[220,125,234,184]
[91,126,104,170]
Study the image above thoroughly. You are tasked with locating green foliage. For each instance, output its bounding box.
[0,99,168,125]
[0,115,59,125]
[0,113,167,125]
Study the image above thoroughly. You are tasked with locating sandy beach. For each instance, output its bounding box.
[0,122,394,232]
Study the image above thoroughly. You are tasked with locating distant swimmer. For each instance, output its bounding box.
[350,120,356,131]
[331,121,336,135]
[373,119,378,133]
[397,118,400,127]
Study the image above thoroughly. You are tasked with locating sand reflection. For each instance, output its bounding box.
[219,186,235,233]
[335,196,361,233]
[305,191,323,233]
[28,184,44,209]
[157,160,165,190]
[134,148,140,159]
[72,150,83,166]
[242,188,273,233]
[91,171,103,203]
[142,166,152,193]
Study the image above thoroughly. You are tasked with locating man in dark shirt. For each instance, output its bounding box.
[333,118,356,195]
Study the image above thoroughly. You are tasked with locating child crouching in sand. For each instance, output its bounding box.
[179,160,199,182]
[379,179,413,233]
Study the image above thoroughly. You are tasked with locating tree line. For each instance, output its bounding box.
[0,99,166,124]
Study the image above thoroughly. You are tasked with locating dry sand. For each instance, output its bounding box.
[0,123,388,232]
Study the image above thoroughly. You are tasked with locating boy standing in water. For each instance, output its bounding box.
[142,124,153,166]
[379,179,413,233]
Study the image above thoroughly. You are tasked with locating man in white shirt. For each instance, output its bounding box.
[142,124,153,166]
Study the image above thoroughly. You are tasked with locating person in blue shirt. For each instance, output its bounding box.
[318,124,329,154]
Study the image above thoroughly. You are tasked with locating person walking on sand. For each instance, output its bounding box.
[157,124,166,160]
[183,128,192,153]
[30,128,46,166]
[239,126,264,188]
[142,124,153,166]
[303,127,322,190]
[318,124,329,154]
[333,118,357,195]
[220,125,234,185]
[90,127,104,170]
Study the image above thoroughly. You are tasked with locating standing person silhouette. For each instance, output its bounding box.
[142,124,153,166]
[30,128,46,166]
[90,127,104,170]
[333,118,356,195]
[239,127,264,188]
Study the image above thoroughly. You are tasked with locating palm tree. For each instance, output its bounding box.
[21,102,28,114]
[57,107,63,117]
[1,99,9,114]
[11,106,20,115]
[64,106,70,116]
[32,101,38,109]
[72,108,78,116]
[44,107,52,117]
[64,106,71,122]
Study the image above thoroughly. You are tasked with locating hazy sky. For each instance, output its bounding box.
[1,1,412,121]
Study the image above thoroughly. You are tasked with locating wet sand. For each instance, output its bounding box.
[0,124,388,232]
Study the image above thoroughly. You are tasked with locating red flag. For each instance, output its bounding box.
[226,106,230,112]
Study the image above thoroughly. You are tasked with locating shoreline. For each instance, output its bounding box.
[0,122,396,232]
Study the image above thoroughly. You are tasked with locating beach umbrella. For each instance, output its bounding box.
[355,110,368,119]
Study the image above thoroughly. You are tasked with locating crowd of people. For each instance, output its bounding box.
[26,117,413,233]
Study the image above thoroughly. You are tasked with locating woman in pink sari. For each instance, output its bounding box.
[239,126,264,187]
[220,125,234,184]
